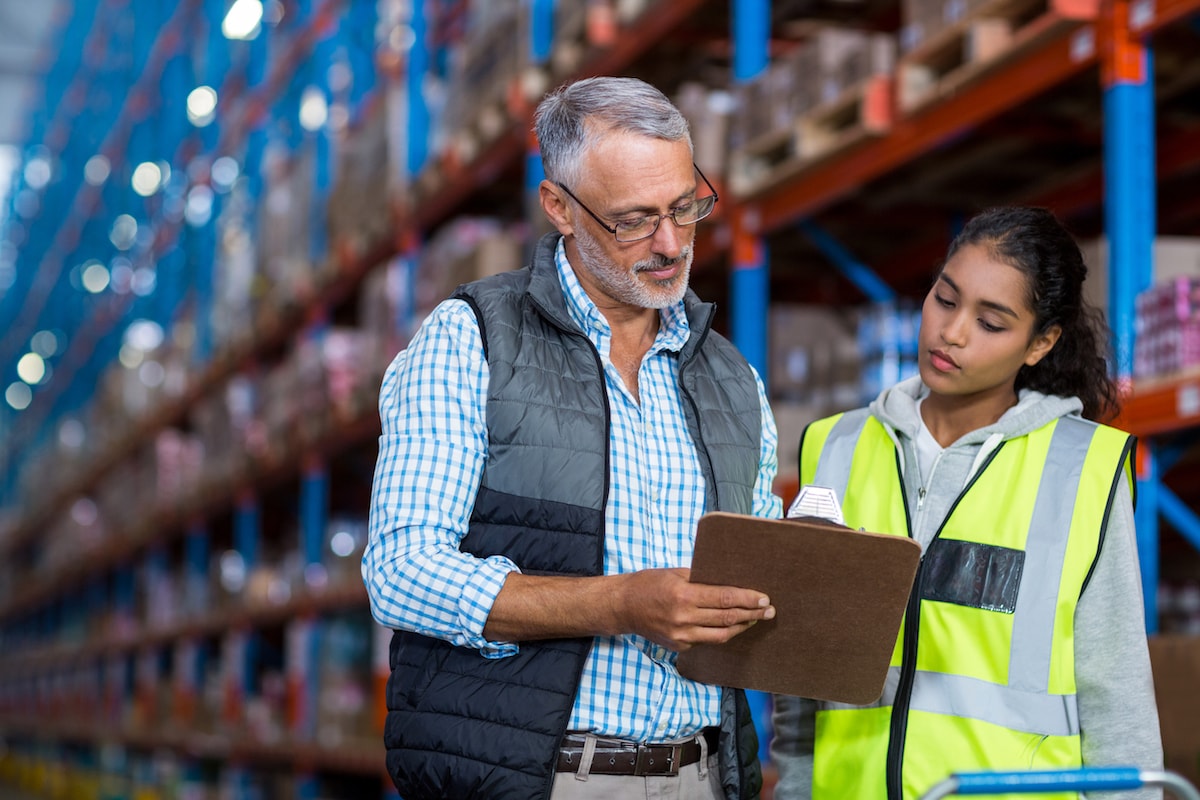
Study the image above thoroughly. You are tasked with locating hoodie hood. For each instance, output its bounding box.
[869,375,1084,447]
[866,375,1087,549]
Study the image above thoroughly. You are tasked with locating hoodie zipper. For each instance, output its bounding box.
[885,444,1004,800]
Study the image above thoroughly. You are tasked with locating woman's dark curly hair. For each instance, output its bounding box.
[945,206,1119,421]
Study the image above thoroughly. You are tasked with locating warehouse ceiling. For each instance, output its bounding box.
[0,1,60,208]
[0,2,59,149]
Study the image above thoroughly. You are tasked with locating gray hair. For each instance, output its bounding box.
[533,77,693,188]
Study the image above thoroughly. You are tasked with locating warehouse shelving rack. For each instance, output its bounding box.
[1,0,1200,796]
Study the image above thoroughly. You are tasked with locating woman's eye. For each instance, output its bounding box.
[935,294,954,308]
[980,320,1004,333]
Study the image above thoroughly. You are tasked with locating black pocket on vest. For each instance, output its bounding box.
[921,538,1025,613]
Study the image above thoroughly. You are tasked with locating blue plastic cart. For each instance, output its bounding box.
[919,767,1200,799]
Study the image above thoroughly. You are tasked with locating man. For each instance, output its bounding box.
[363,76,783,800]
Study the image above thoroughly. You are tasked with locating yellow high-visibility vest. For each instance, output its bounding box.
[800,409,1135,800]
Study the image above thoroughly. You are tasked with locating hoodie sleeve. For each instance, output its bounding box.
[1075,476,1163,799]
[770,693,816,799]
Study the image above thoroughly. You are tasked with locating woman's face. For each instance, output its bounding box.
[918,242,1060,404]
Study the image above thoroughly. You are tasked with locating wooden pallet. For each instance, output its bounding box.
[729,126,800,197]
[897,0,1097,112]
[796,74,893,162]
[729,76,894,198]
[447,94,512,167]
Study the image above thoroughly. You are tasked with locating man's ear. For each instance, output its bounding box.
[539,180,574,237]
[1025,324,1062,367]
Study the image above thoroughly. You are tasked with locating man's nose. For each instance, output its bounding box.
[650,215,685,258]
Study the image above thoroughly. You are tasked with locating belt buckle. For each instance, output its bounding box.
[634,743,680,777]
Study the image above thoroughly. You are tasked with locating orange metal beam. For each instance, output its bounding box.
[1116,371,1200,437]
[1129,0,1200,35]
[750,20,1100,233]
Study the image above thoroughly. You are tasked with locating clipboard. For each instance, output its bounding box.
[676,511,921,704]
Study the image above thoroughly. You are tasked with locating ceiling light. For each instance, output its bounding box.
[222,0,264,40]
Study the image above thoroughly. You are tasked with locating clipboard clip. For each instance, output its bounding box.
[786,485,846,526]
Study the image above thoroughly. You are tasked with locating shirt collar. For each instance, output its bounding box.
[554,236,691,353]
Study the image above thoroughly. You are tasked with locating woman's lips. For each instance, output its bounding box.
[929,350,959,371]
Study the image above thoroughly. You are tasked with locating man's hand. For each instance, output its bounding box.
[611,567,774,651]
[483,568,774,651]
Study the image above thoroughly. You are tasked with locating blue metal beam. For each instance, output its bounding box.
[301,459,329,567]
[406,0,430,179]
[800,220,897,303]
[531,0,555,64]
[1104,54,1155,381]
[729,0,771,384]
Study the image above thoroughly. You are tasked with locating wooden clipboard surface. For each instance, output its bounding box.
[676,512,921,704]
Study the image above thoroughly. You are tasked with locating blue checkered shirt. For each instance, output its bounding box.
[364,237,782,740]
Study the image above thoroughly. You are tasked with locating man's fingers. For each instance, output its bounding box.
[692,602,776,629]
[690,582,771,613]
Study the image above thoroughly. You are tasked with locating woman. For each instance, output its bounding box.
[771,206,1162,800]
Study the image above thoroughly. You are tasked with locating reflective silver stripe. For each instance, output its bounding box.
[1008,417,1096,695]
[818,668,1079,737]
[909,671,1080,737]
[812,408,871,502]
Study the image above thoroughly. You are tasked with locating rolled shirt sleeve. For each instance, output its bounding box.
[362,299,519,657]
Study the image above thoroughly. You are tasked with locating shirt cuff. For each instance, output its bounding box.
[458,555,521,658]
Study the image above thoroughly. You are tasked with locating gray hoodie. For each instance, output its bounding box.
[771,376,1164,800]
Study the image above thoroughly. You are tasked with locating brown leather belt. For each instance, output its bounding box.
[555,728,718,776]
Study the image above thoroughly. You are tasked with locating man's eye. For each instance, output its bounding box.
[616,217,652,231]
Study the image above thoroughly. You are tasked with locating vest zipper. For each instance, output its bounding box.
[886,446,918,800]
[886,568,924,800]
[884,443,1004,800]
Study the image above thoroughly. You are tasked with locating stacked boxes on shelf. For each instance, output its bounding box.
[730,26,896,195]
[326,84,395,253]
[673,82,735,179]
[415,218,524,317]
[1134,278,1200,381]
[769,305,864,484]
[441,0,524,168]
[1078,236,1200,381]
[1158,580,1200,635]
[899,0,981,53]
[896,0,1091,111]
[358,254,415,373]
[316,611,375,749]
[429,0,659,193]
[858,300,922,403]
[258,141,319,308]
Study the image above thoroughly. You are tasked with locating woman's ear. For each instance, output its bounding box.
[1025,324,1062,367]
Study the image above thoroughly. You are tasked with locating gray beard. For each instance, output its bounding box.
[574,228,693,310]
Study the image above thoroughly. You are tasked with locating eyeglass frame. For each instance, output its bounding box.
[555,163,720,243]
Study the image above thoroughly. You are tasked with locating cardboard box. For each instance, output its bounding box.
[769,304,862,407]
[1080,236,1200,320]
[1148,634,1200,786]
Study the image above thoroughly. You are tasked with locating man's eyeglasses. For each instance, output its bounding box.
[556,164,719,243]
